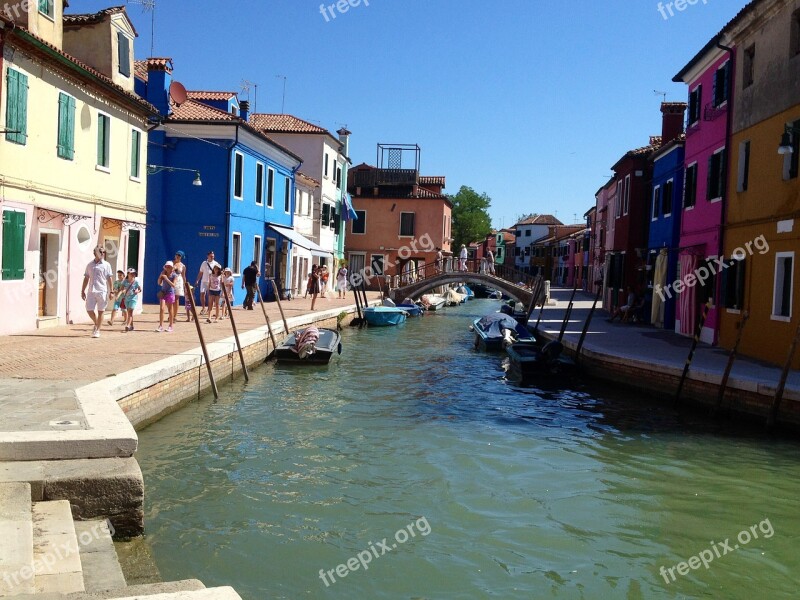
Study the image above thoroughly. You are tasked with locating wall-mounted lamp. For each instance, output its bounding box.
[147,164,203,186]
[778,125,800,155]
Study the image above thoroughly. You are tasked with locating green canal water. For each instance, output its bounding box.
[134,299,800,599]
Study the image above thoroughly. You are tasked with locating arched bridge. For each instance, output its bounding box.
[387,259,545,306]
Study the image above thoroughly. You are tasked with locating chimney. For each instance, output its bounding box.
[337,127,351,157]
[145,58,174,118]
[661,101,687,144]
[240,100,250,122]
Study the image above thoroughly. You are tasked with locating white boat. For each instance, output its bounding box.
[420,294,446,311]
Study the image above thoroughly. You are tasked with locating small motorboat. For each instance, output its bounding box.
[505,340,576,380]
[456,285,475,300]
[275,326,342,364]
[444,289,464,306]
[472,313,536,352]
[486,289,503,300]
[420,294,446,311]
[395,303,423,317]
[364,306,408,326]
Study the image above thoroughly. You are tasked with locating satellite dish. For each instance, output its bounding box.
[169,81,188,106]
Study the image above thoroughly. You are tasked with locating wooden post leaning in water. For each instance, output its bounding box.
[713,310,749,417]
[675,300,711,408]
[767,319,800,430]
[222,285,248,382]
[269,278,290,335]
[576,282,603,364]
[525,276,544,325]
[257,289,279,360]
[558,278,580,343]
[185,281,218,399]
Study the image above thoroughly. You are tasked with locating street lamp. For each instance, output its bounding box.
[147,164,203,186]
[777,125,800,155]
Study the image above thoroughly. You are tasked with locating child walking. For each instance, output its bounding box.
[221,267,235,319]
[122,269,141,332]
[157,261,177,332]
[108,270,126,325]
[206,265,223,323]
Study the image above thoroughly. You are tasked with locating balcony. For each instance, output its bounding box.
[352,168,419,189]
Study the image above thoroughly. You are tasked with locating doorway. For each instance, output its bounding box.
[38,232,59,317]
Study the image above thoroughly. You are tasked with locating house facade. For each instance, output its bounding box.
[719,0,800,368]
[135,60,303,305]
[290,172,321,296]
[346,162,451,290]
[673,41,732,343]
[512,214,562,272]
[495,229,514,267]
[0,5,155,335]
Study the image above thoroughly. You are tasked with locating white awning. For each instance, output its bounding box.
[266,223,331,258]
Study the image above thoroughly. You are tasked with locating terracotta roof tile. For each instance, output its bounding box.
[250,113,329,135]
[515,214,563,226]
[297,172,321,187]
[168,99,240,122]
[134,58,172,83]
[63,5,127,25]
[419,176,446,186]
[187,91,237,101]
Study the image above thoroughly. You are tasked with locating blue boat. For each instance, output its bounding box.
[457,285,475,300]
[396,303,423,317]
[472,313,535,351]
[364,306,408,327]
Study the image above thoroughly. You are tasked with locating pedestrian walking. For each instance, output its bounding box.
[221,267,234,319]
[108,270,126,326]
[336,263,348,299]
[308,265,321,311]
[81,246,114,338]
[486,249,496,275]
[156,261,177,332]
[320,265,330,297]
[459,244,468,272]
[435,248,443,273]
[206,265,223,323]
[172,250,188,322]
[122,268,141,332]
[195,251,220,315]
[242,261,259,309]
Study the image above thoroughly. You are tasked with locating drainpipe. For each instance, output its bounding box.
[717,41,735,342]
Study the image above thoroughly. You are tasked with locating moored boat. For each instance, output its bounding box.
[421,294,446,311]
[472,313,536,351]
[364,306,408,326]
[505,341,576,380]
[456,285,475,300]
[396,303,423,316]
[444,289,464,306]
[275,327,342,364]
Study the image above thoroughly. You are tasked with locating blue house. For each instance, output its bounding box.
[135,59,307,305]
[648,134,685,330]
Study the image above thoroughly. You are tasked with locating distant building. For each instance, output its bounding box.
[495,229,515,267]
[0,5,156,334]
[512,214,562,272]
[290,172,321,296]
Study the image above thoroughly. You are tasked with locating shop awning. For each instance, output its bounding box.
[266,223,331,258]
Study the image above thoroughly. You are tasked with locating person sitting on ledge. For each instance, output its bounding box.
[607,286,636,323]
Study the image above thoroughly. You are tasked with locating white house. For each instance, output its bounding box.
[512,214,562,272]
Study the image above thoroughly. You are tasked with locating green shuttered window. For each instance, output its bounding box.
[118,32,131,77]
[57,92,76,160]
[5,69,28,145]
[97,113,110,168]
[1,211,26,281]
[38,0,53,17]
[130,129,141,178]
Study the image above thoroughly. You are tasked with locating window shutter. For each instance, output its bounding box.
[57,93,75,159]
[12,212,25,279]
[707,156,714,200]
[711,72,717,107]
[719,149,727,197]
[735,259,746,310]
[57,93,67,157]
[1,211,25,281]
[97,115,105,165]
[1,212,11,279]
[118,32,131,77]
[5,70,27,144]
[66,96,75,159]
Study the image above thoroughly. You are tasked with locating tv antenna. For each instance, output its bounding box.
[653,89,667,102]
[126,0,156,56]
[240,79,258,113]
[275,75,287,114]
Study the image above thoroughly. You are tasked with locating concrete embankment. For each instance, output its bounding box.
[536,289,800,428]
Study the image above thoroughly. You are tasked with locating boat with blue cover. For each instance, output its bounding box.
[364,306,408,326]
[472,312,536,351]
[395,303,423,316]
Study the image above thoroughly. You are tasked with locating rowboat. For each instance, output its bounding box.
[275,327,342,364]
[364,306,408,326]
[395,303,423,316]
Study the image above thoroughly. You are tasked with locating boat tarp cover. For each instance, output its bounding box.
[476,313,521,337]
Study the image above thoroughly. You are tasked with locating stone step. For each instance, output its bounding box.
[110,588,241,600]
[31,501,84,595]
[73,521,126,593]
[14,579,206,599]
[0,482,35,596]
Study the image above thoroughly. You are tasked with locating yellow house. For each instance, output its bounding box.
[720,0,800,369]
[0,4,156,334]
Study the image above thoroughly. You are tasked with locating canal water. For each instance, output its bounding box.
[134,299,800,599]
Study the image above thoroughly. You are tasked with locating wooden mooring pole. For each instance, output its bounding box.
[222,286,248,382]
[767,319,800,430]
[257,290,279,360]
[558,279,580,343]
[712,310,749,416]
[576,283,603,363]
[675,301,711,408]
[270,278,290,334]
[184,281,218,399]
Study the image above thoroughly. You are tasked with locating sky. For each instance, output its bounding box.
[75,0,751,229]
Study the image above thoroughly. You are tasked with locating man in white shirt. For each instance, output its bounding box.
[81,247,114,338]
[459,244,468,272]
[195,250,221,314]
[486,249,496,275]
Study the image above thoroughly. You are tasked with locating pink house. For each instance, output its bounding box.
[673,41,732,343]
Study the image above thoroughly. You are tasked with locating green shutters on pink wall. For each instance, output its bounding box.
[5,69,28,145]
[1,211,26,281]
[57,92,75,160]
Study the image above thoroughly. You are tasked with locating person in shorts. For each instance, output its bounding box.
[108,270,126,326]
[156,261,177,332]
[122,269,142,332]
[195,251,221,315]
[206,265,223,323]
[81,247,114,338]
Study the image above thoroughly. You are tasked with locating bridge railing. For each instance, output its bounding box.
[388,258,541,291]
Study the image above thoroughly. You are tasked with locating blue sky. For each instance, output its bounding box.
[77,0,749,229]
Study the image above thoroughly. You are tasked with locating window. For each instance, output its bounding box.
[284,181,291,213]
[267,168,275,207]
[707,148,726,201]
[57,92,76,160]
[623,175,631,215]
[792,9,800,57]
[783,119,800,180]
[713,62,730,107]
[688,85,702,125]
[253,236,262,268]
[331,207,339,231]
[684,163,698,208]
[743,45,755,88]
[255,163,264,205]
[295,190,301,215]
[321,203,331,227]
[4,68,27,145]
[737,141,750,192]
[97,113,110,169]
[652,185,662,220]
[130,129,141,178]
[38,0,53,18]
[400,212,415,237]
[352,210,366,234]
[615,181,622,218]
[525,230,531,237]
[1,210,25,281]
[370,254,384,276]
[117,32,131,77]
[231,233,242,276]
[663,180,674,216]
[699,258,717,306]
[233,152,244,199]
[514,247,521,257]
[324,153,329,178]
[773,252,794,319]
[722,258,746,310]
[337,166,343,190]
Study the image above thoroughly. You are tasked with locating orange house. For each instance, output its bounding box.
[346,162,452,290]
